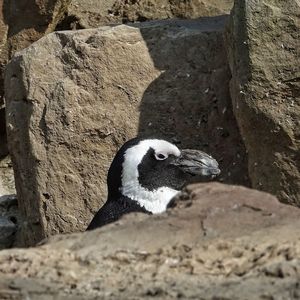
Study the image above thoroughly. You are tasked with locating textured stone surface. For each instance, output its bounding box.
[0,107,8,157]
[111,0,233,22]
[56,0,117,29]
[0,0,8,107]
[0,183,299,299]
[0,0,233,198]
[0,0,233,138]
[0,217,16,248]
[0,194,18,249]
[58,0,233,29]
[0,156,15,196]
[0,143,17,249]
[0,0,71,103]
[0,0,71,194]
[5,17,248,245]
[225,0,300,205]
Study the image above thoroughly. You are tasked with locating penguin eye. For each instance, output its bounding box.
[155,153,168,161]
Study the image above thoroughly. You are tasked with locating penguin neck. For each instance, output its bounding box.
[120,183,179,214]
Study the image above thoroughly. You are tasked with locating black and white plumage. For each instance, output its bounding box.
[87,138,220,230]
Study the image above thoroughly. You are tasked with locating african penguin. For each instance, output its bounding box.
[87,137,220,230]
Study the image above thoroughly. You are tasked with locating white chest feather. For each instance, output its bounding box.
[121,183,179,213]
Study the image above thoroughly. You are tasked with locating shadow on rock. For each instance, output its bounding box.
[130,17,249,186]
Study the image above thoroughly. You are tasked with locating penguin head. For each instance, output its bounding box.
[107,138,220,213]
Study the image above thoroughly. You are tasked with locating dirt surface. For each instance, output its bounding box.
[0,183,299,299]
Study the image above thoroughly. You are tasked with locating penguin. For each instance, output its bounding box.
[87,137,220,230]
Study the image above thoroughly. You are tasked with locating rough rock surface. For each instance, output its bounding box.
[0,0,72,202]
[0,0,233,106]
[0,156,15,198]
[5,17,248,245]
[59,0,117,29]
[226,0,300,205]
[0,0,71,105]
[0,107,8,157]
[0,107,17,249]
[0,183,299,299]
[0,194,18,249]
[0,155,18,249]
[0,1,8,106]
[58,0,233,29]
[111,0,233,22]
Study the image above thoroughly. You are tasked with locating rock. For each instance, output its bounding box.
[0,1,71,183]
[0,0,234,101]
[58,0,234,29]
[0,0,233,146]
[0,156,15,196]
[0,183,299,299]
[56,0,118,29]
[0,194,18,249]
[0,107,8,158]
[5,17,248,245]
[225,0,300,205]
[0,0,71,103]
[0,216,16,249]
[0,153,18,249]
[0,2,8,106]
[111,0,233,22]
[0,0,233,132]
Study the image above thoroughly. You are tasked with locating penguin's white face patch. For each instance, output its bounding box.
[121,139,181,213]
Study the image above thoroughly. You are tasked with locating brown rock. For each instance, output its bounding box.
[0,107,8,158]
[0,0,232,193]
[0,0,8,106]
[225,0,300,205]
[59,0,234,29]
[0,0,233,110]
[0,1,71,189]
[5,17,248,245]
[111,0,233,22]
[0,155,18,249]
[0,0,71,103]
[0,156,15,197]
[172,183,300,239]
[56,0,118,29]
[0,183,299,299]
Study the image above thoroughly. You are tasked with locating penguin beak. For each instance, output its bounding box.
[172,149,221,177]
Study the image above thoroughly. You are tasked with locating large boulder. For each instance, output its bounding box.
[0,0,234,102]
[0,0,71,198]
[0,183,299,299]
[0,0,233,176]
[226,0,300,205]
[0,0,233,211]
[5,17,248,245]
